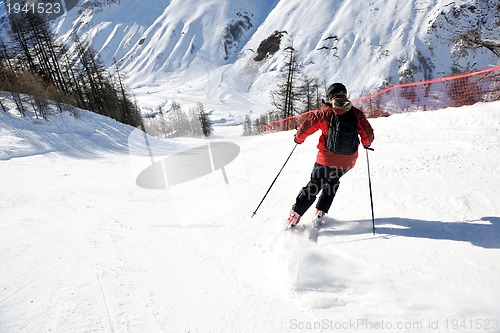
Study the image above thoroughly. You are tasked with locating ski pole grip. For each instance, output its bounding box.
[364,146,374,151]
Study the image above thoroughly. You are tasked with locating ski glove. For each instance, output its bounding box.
[294,134,301,144]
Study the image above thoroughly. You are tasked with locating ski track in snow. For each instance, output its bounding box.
[1,102,500,332]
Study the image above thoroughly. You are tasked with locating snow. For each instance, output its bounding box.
[1,97,500,332]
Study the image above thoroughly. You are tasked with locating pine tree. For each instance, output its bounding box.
[196,102,213,137]
[253,118,262,135]
[2,11,143,127]
[243,115,253,136]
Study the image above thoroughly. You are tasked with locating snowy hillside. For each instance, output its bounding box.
[1,0,497,120]
[1,97,500,332]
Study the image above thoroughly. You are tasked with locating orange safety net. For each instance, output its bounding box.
[263,65,500,132]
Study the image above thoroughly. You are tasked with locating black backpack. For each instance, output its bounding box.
[326,110,359,155]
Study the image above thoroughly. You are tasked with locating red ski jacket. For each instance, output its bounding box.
[294,99,374,170]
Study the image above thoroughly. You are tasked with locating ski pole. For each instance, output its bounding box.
[251,143,298,218]
[365,146,375,235]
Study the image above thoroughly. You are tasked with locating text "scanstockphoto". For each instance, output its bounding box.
[290,318,425,331]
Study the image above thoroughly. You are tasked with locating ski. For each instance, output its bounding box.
[284,211,326,241]
[308,222,321,242]
[285,223,320,241]
[308,210,325,242]
[285,224,305,232]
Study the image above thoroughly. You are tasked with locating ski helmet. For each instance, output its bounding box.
[326,83,347,100]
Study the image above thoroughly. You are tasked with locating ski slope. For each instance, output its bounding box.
[1,100,500,332]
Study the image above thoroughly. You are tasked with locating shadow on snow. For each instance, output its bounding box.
[320,216,500,249]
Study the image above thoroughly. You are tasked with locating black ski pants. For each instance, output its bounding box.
[292,163,349,216]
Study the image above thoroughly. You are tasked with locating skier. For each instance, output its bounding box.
[287,82,374,228]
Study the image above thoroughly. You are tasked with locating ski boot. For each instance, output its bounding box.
[312,209,325,229]
[287,210,301,229]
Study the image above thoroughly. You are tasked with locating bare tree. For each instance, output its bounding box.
[298,75,320,112]
[112,58,143,127]
[270,43,302,124]
[188,106,203,137]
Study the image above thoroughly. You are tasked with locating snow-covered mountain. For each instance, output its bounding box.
[2,0,497,120]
